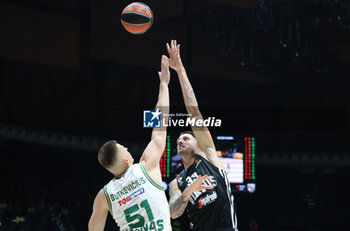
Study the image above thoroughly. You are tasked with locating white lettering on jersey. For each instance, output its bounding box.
[186,173,217,205]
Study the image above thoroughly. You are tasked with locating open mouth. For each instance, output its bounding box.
[178,145,185,150]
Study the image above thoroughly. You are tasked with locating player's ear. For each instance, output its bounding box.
[123,156,130,166]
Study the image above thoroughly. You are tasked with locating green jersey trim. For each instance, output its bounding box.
[139,163,164,191]
[114,166,130,179]
[103,185,113,214]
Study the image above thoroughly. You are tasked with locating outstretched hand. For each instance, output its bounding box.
[158,55,170,85]
[188,175,214,193]
[166,40,183,72]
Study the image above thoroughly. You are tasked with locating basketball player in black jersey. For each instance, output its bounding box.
[166,40,238,231]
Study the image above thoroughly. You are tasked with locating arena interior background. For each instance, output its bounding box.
[0,0,349,230]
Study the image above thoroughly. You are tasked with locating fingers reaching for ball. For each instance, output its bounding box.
[158,55,170,85]
[166,40,183,72]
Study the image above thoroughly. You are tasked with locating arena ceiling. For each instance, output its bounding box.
[0,0,349,152]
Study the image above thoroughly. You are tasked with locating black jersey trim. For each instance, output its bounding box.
[219,168,237,229]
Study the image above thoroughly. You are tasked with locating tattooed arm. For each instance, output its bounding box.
[166,40,197,114]
[168,180,189,219]
[166,40,226,170]
[168,175,214,219]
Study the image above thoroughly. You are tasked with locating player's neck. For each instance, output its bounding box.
[114,165,129,179]
[181,153,196,170]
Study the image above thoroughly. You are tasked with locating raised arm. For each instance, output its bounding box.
[166,40,225,170]
[168,175,214,219]
[140,55,170,171]
[88,189,109,231]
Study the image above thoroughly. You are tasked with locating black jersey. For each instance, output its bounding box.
[176,155,238,231]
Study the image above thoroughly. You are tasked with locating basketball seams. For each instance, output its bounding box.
[121,20,151,26]
[121,12,152,24]
[120,21,151,34]
[122,3,153,18]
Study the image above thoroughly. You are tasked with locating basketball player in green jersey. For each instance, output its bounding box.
[88,55,178,231]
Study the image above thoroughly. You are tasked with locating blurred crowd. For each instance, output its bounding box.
[0,177,97,230]
[0,147,109,231]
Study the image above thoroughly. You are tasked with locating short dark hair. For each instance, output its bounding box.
[179,131,196,138]
[98,140,118,169]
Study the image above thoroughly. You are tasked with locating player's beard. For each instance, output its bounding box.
[178,146,194,157]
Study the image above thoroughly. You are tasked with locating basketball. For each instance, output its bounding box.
[121,2,154,34]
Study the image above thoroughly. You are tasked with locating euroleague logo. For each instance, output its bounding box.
[118,188,145,206]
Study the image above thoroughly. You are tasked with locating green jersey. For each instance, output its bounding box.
[103,163,172,231]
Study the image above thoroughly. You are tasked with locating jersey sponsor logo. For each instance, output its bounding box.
[118,188,145,206]
[186,172,217,205]
[198,191,217,209]
[125,219,164,231]
[111,177,146,201]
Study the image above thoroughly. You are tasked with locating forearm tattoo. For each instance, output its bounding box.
[186,86,196,104]
[169,189,189,218]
